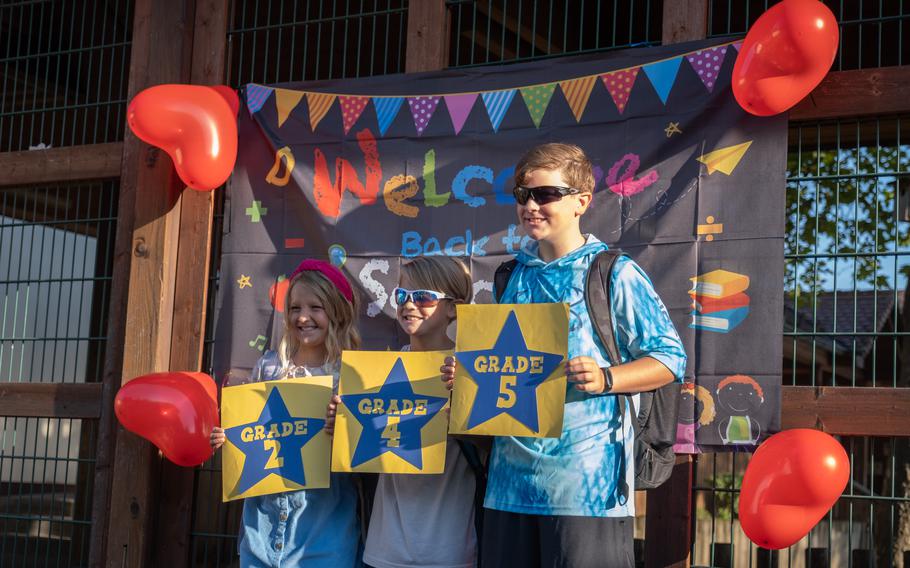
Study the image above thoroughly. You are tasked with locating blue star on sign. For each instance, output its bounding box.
[456,310,563,433]
[340,357,447,469]
[224,386,325,495]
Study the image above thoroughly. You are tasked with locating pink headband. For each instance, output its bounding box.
[288,259,354,303]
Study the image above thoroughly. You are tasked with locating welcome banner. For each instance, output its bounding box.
[214,38,786,451]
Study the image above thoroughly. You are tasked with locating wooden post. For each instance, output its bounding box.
[92,0,196,566]
[405,0,450,72]
[662,0,709,45]
[153,1,229,565]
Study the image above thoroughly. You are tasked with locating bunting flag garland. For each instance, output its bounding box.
[482,89,517,132]
[643,57,682,105]
[520,83,557,128]
[246,84,273,115]
[373,97,404,136]
[601,68,640,114]
[559,76,598,122]
[306,92,336,131]
[408,96,441,136]
[244,40,743,135]
[274,88,305,128]
[444,93,479,135]
[339,96,370,135]
[685,45,729,92]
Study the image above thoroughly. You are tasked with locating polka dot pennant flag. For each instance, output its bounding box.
[731,41,742,53]
[245,84,273,115]
[481,89,517,132]
[443,93,478,135]
[407,96,441,136]
[558,76,598,122]
[306,93,336,132]
[373,97,404,136]
[339,96,369,135]
[601,68,640,114]
[685,45,728,93]
[519,83,557,128]
[274,88,305,128]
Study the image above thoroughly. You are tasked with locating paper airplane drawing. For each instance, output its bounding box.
[697,141,753,175]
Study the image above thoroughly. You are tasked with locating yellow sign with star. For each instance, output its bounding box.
[221,376,333,502]
[450,303,569,437]
[332,351,450,474]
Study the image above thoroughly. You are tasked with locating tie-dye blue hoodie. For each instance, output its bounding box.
[484,235,686,517]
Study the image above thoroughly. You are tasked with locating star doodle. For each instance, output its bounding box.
[236,274,252,289]
[340,358,447,469]
[456,311,563,432]
[224,386,325,495]
[664,121,682,137]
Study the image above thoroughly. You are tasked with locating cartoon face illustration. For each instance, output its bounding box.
[716,375,764,414]
[679,382,717,426]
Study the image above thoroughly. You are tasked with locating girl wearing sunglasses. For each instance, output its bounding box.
[359,256,482,568]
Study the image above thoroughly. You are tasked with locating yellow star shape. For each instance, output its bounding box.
[236,274,252,289]
[665,121,682,137]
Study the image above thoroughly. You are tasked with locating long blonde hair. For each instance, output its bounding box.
[277,270,360,375]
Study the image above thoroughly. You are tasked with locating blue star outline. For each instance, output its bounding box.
[456,310,563,432]
[224,385,325,495]
[340,357,447,469]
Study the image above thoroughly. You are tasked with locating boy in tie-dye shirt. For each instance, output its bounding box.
[443,143,685,567]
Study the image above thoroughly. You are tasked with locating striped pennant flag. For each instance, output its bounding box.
[444,93,478,135]
[274,88,305,128]
[559,76,598,122]
[685,45,728,93]
[642,57,682,105]
[520,83,557,128]
[408,96,441,136]
[245,84,273,115]
[307,93,336,131]
[481,89,516,132]
[601,68,640,114]
[339,96,370,135]
[373,97,404,136]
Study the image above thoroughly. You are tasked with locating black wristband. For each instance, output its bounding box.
[602,367,614,394]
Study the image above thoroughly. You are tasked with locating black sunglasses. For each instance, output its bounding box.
[512,185,584,205]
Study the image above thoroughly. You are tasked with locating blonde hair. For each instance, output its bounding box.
[514,142,595,194]
[277,270,360,374]
[400,257,472,306]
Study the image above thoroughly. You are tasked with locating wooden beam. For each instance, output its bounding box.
[645,456,693,568]
[781,386,910,436]
[92,0,196,566]
[0,383,103,418]
[662,0,708,44]
[790,66,910,121]
[153,1,229,565]
[0,143,123,187]
[405,0,449,72]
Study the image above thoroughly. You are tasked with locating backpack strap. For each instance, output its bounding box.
[493,259,518,303]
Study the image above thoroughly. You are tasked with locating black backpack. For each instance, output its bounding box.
[493,250,680,490]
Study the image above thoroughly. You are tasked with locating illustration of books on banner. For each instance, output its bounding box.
[688,269,750,333]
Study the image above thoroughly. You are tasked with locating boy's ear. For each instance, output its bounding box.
[576,191,593,216]
[446,300,458,321]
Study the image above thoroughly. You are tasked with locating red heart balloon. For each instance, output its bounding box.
[732,0,839,116]
[127,84,239,191]
[739,429,849,549]
[114,371,220,467]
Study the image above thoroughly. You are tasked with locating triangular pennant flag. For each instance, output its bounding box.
[338,96,369,135]
[696,140,753,175]
[245,84,273,115]
[274,88,305,128]
[685,46,728,92]
[307,93,336,131]
[481,89,516,132]
[520,83,557,128]
[601,68,640,114]
[373,97,404,136]
[444,93,478,135]
[407,96,441,136]
[559,76,598,122]
[731,41,743,52]
[642,57,682,104]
